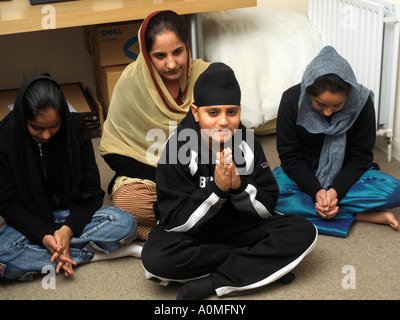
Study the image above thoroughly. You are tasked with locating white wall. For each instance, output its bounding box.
[0,27,96,92]
[390,0,400,161]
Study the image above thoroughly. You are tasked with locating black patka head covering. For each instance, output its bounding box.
[193,62,241,107]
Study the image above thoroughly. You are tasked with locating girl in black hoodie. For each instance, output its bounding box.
[0,76,141,280]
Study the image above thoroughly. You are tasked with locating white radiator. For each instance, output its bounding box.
[308,0,400,161]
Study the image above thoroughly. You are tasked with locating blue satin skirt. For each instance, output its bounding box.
[272,167,400,237]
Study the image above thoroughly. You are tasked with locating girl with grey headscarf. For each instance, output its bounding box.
[273,46,400,237]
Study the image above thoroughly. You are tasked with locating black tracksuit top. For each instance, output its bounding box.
[154,111,279,235]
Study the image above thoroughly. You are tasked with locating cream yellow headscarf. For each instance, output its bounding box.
[100,11,209,166]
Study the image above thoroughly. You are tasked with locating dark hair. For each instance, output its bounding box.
[144,11,188,52]
[306,74,352,97]
[23,79,65,120]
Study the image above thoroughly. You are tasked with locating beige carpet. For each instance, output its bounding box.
[1,135,399,300]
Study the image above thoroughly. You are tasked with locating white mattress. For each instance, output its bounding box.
[202,8,323,134]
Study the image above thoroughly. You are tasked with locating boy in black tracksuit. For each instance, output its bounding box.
[141,62,317,299]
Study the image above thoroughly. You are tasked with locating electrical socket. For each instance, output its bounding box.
[23,67,51,81]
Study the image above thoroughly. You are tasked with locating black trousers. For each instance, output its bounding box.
[142,214,317,297]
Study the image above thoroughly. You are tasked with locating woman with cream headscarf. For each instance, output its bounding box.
[273,46,400,237]
[100,11,209,240]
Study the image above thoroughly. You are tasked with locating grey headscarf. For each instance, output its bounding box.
[297,46,373,189]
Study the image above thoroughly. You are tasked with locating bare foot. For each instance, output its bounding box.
[355,210,399,230]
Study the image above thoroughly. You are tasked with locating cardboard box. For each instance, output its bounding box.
[84,21,141,67]
[61,83,92,113]
[94,64,127,116]
[60,83,102,137]
[0,83,102,137]
[0,89,18,120]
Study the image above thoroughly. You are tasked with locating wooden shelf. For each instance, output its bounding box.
[0,0,256,35]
